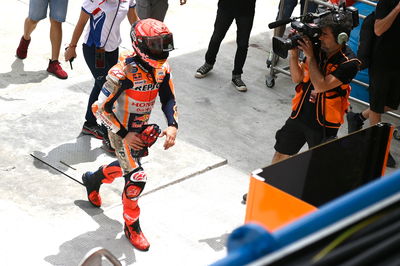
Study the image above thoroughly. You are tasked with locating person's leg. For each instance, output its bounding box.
[83,44,101,124]
[300,0,318,15]
[46,0,68,78]
[232,14,254,76]
[271,151,291,164]
[17,0,47,59]
[81,45,118,141]
[83,45,119,125]
[273,118,306,163]
[368,67,393,126]
[122,167,150,251]
[108,132,150,251]
[204,8,234,66]
[27,0,48,35]
[16,18,39,59]
[369,107,396,167]
[136,0,151,19]
[361,108,370,120]
[195,8,234,78]
[81,44,107,140]
[376,71,400,125]
[274,0,298,37]
[23,18,39,40]
[231,14,254,91]
[348,67,385,132]
[82,160,122,207]
[48,0,68,60]
[49,19,62,61]
[347,108,367,133]
[149,0,168,21]
[368,110,382,126]
[277,0,298,20]
[359,106,393,126]
[306,126,338,149]
[380,79,398,166]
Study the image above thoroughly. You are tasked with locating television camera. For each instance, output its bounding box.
[269,4,359,58]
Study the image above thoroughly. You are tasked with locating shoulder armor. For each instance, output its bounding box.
[108,66,126,82]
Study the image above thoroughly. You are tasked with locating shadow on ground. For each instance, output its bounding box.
[0,58,48,89]
[45,200,135,266]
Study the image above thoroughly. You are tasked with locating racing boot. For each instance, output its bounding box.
[82,170,104,208]
[82,162,123,207]
[124,219,150,251]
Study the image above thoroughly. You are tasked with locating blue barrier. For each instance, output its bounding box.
[211,169,400,265]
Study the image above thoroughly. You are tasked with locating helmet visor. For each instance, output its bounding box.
[142,33,174,55]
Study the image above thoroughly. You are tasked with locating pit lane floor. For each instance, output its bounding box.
[0,0,399,265]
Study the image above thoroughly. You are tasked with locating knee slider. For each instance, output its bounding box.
[124,183,145,199]
[123,169,147,200]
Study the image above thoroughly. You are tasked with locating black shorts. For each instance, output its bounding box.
[274,118,338,156]
[369,68,400,113]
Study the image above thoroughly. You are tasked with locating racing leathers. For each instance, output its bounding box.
[83,51,178,250]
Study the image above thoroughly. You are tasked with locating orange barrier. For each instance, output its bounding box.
[245,176,317,232]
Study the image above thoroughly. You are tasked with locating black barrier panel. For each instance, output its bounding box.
[257,123,392,207]
[268,201,400,266]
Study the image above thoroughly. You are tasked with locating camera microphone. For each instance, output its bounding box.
[268,18,293,29]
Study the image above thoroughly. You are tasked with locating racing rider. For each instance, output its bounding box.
[81,18,178,251]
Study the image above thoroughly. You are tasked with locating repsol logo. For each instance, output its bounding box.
[134,83,160,91]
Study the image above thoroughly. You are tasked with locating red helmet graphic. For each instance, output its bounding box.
[130,19,174,68]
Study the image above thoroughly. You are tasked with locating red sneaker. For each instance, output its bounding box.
[47,60,68,79]
[16,36,31,59]
[124,220,150,251]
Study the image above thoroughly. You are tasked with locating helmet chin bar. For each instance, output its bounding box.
[133,47,166,69]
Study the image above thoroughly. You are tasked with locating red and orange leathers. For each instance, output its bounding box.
[93,51,178,139]
[91,51,178,226]
[291,49,359,129]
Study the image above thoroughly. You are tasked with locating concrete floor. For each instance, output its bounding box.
[0,0,399,265]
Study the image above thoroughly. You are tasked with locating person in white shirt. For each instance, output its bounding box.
[65,0,138,153]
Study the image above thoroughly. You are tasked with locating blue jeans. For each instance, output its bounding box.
[205,7,254,76]
[82,44,119,125]
[28,0,69,22]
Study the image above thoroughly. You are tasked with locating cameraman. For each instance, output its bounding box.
[272,14,361,163]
